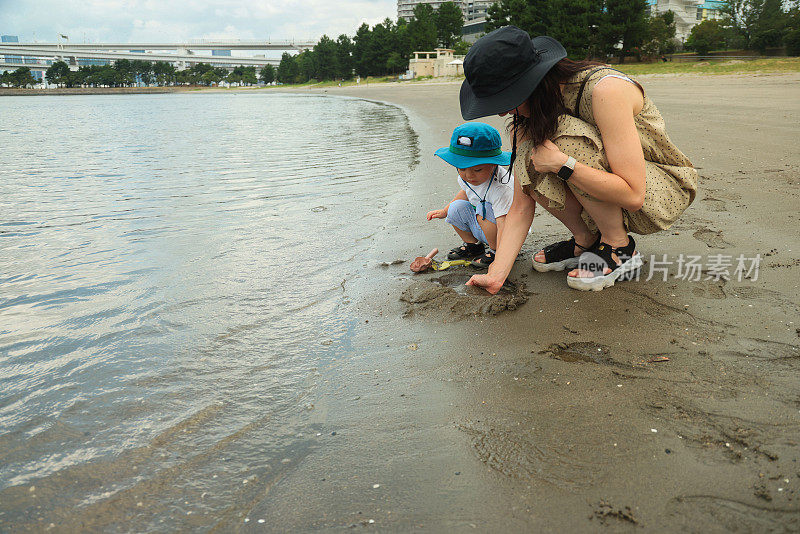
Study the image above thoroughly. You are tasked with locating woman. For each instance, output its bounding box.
[461,26,698,293]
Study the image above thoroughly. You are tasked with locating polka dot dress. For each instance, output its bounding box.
[514,67,699,235]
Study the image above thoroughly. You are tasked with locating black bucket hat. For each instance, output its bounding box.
[460,26,567,120]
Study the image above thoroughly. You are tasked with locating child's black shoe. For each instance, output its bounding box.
[470,251,495,269]
[447,242,484,260]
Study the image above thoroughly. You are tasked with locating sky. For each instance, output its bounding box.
[0,0,398,43]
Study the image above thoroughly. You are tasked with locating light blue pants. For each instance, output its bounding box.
[445,199,496,247]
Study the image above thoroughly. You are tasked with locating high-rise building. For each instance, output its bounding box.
[398,1,491,22]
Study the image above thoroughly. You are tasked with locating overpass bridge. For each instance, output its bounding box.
[1,40,308,72]
[13,40,315,51]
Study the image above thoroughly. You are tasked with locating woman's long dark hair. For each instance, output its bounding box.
[510,58,604,147]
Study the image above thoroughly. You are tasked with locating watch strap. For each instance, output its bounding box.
[557,156,576,181]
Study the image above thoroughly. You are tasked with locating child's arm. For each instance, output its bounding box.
[426,190,468,220]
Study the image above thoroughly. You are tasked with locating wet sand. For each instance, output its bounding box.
[243,74,800,532]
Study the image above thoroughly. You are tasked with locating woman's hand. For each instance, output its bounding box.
[466,273,505,295]
[426,208,447,221]
[530,139,568,174]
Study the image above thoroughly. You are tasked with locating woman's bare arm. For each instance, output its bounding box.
[466,176,535,294]
[530,77,646,211]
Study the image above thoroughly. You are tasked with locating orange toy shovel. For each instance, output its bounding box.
[410,248,439,273]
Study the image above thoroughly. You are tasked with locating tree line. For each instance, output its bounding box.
[487,0,799,60]
[1,59,276,88]
[487,0,679,61]
[275,2,467,83]
[4,0,798,89]
[686,0,800,55]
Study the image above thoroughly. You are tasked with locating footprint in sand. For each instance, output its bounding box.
[693,228,732,248]
[666,495,800,532]
[700,196,729,212]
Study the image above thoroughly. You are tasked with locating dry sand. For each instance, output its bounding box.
[245,75,800,532]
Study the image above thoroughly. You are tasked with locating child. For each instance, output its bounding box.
[426,122,515,268]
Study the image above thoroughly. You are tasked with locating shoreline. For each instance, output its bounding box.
[3,59,800,97]
[2,74,797,531]
[247,74,800,530]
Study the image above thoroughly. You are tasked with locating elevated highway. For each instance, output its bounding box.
[11,40,314,51]
[0,45,281,69]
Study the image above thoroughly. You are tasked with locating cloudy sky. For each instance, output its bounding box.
[0,0,397,43]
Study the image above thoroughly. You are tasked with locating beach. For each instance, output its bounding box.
[247,74,800,531]
[1,74,798,532]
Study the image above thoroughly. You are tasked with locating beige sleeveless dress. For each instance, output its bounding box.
[513,67,698,235]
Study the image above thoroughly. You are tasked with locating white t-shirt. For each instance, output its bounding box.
[456,165,515,218]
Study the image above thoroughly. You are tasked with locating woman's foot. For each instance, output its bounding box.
[566,235,643,291]
[532,232,600,272]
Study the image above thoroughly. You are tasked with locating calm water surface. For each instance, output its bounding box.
[0,92,417,529]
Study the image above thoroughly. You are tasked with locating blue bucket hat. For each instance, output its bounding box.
[434,122,511,169]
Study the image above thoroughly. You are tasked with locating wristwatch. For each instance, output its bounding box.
[557,156,577,181]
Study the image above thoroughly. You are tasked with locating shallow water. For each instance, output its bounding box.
[0,92,417,529]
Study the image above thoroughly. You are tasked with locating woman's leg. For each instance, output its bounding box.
[568,193,632,278]
[531,188,598,263]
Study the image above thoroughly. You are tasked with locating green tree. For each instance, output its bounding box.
[227,65,245,84]
[722,0,764,48]
[485,0,602,58]
[335,34,354,79]
[486,0,552,36]
[8,67,36,88]
[153,61,175,85]
[365,20,395,76]
[751,0,786,52]
[408,3,438,51]
[114,58,135,86]
[277,52,299,83]
[395,18,413,60]
[552,0,604,58]
[641,10,677,58]
[353,23,373,77]
[45,60,70,86]
[296,50,318,82]
[602,0,649,62]
[785,7,800,55]
[685,19,729,54]
[453,39,471,55]
[201,69,222,86]
[435,2,465,48]
[242,66,257,85]
[314,35,339,80]
[386,51,406,73]
[130,59,152,85]
[259,64,276,83]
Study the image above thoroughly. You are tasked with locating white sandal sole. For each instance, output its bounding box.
[532,256,580,272]
[566,252,643,291]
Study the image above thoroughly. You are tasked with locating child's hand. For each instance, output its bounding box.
[426,209,447,221]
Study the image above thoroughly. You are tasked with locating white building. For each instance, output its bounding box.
[398,0,492,22]
[408,48,464,77]
[647,0,724,42]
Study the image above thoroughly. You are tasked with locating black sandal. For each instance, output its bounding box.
[447,241,485,260]
[567,235,643,291]
[470,251,495,269]
[532,234,601,272]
